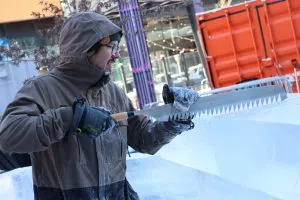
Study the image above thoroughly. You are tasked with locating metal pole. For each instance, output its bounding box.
[118,0,156,108]
[186,0,206,70]
[187,0,205,54]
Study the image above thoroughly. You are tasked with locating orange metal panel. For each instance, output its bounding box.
[197,0,300,91]
[259,0,300,75]
[0,0,61,24]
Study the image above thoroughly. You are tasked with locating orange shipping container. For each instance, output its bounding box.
[197,0,300,90]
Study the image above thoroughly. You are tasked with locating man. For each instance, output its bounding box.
[0,12,194,199]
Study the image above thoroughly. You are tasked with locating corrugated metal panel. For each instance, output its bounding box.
[0,60,37,115]
[197,0,300,90]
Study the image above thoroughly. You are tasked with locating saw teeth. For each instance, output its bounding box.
[171,115,175,121]
[155,78,288,121]
[184,113,188,119]
[187,113,194,120]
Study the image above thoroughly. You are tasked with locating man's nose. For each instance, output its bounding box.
[112,51,120,59]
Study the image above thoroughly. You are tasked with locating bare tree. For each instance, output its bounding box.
[0,0,117,71]
[0,42,27,65]
[0,0,193,70]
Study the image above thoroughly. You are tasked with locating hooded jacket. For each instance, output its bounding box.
[0,12,180,200]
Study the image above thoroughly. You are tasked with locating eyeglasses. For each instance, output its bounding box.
[105,41,120,55]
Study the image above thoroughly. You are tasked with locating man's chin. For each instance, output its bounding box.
[105,62,114,73]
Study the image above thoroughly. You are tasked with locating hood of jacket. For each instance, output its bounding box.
[55,12,122,89]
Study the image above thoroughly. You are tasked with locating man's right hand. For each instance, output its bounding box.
[71,97,116,138]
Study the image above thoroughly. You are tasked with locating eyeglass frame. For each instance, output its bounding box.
[105,41,120,55]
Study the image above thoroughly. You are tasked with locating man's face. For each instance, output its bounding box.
[88,41,120,73]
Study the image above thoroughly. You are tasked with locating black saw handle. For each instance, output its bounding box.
[162,84,175,104]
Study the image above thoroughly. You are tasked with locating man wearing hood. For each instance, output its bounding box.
[0,12,194,199]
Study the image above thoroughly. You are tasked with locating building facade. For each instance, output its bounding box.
[0,0,245,109]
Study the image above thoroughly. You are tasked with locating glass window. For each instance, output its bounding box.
[112,6,212,106]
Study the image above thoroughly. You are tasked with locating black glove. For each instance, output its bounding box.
[161,84,195,133]
[70,97,116,139]
[162,119,194,134]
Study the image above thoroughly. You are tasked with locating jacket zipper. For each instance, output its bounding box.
[116,126,123,158]
[99,86,123,159]
[75,136,81,163]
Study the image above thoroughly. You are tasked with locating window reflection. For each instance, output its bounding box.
[111,15,209,108]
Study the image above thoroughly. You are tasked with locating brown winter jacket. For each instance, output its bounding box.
[0,12,180,200]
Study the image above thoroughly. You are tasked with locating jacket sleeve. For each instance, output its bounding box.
[126,101,180,155]
[0,79,72,153]
[127,115,180,155]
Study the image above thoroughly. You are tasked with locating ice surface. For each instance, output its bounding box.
[0,167,33,200]
[1,94,299,199]
[0,158,277,200]
[127,157,277,200]
[157,93,300,199]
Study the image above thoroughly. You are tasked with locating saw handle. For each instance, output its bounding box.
[111,111,135,122]
[162,84,175,104]
[112,84,174,122]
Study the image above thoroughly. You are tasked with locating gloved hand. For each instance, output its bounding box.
[70,97,116,138]
[162,84,200,112]
[161,84,196,133]
[162,118,194,134]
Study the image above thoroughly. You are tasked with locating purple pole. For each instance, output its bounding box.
[192,0,205,13]
[117,0,156,109]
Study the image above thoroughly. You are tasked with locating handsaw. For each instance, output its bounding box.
[111,76,291,122]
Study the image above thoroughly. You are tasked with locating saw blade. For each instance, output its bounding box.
[135,84,288,121]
